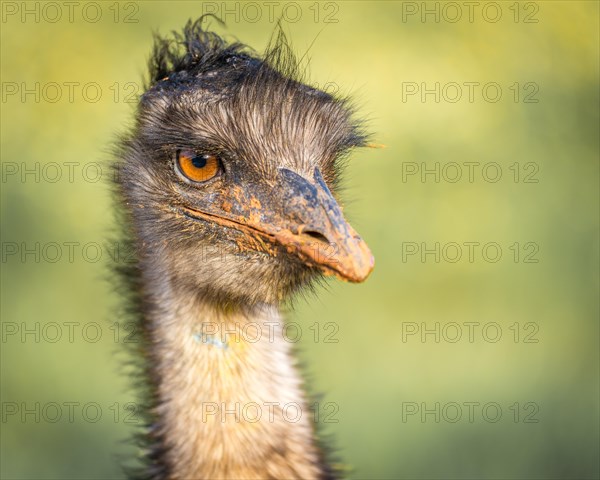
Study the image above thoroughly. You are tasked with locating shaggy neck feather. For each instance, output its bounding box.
[146,270,325,479]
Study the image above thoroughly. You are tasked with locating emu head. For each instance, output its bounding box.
[117,19,374,306]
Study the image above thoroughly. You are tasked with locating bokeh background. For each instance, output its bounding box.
[1,1,598,479]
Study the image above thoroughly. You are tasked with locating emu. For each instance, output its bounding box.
[114,17,374,480]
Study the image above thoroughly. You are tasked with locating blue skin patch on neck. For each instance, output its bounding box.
[193,332,228,350]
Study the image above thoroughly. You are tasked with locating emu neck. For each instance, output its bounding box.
[147,278,325,479]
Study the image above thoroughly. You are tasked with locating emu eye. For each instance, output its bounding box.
[176,150,221,183]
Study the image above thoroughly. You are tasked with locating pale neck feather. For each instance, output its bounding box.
[147,278,325,479]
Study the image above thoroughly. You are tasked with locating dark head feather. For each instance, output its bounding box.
[140,16,367,180]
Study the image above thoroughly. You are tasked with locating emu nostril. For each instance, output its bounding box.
[303,230,329,244]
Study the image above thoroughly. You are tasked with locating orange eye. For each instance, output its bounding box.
[176,150,221,183]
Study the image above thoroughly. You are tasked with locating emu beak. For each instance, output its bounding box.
[272,168,374,283]
[181,168,374,282]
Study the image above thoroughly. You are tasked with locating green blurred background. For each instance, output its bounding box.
[1,1,598,479]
